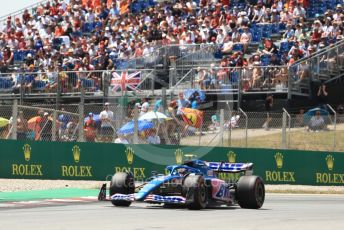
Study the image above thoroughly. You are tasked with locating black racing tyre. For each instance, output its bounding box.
[236,175,265,209]
[109,172,135,207]
[182,175,207,210]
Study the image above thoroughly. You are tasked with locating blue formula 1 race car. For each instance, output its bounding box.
[98,160,265,210]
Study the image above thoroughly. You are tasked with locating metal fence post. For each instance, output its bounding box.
[287,68,292,100]
[228,109,232,147]
[52,110,57,141]
[282,111,287,149]
[162,87,167,114]
[327,104,337,151]
[11,99,18,140]
[169,56,177,88]
[220,109,224,146]
[239,108,248,148]
[282,108,291,149]
[133,106,139,144]
[78,103,84,142]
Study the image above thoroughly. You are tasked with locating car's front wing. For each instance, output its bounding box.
[111,193,186,204]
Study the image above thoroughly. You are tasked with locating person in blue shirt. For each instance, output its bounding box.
[176,92,190,117]
[58,108,71,141]
[109,2,120,17]
[191,96,201,109]
[154,98,163,112]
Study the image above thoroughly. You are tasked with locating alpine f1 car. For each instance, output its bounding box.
[98,160,265,210]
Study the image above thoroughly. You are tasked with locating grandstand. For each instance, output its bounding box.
[0,0,343,112]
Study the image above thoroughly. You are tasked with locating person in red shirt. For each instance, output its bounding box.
[84,113,97,142]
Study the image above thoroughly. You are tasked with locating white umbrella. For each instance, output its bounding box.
[138,111,170,121]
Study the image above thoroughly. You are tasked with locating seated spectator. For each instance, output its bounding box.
[307,111,328,131]
[251,55,263,88]
[146,128,161,144]
[224,114,240,129]
[209,114,220,131]
[294,61,310,84]
[114,134,129,144]
[274,66,288,85]
[260,38,278,55]
[283,23,295,41]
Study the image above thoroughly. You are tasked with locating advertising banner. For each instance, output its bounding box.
[0,140,343,185]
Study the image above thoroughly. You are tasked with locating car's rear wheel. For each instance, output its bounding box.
[236,175,265,209]
[109,172,135,207]
[182,175,207,210]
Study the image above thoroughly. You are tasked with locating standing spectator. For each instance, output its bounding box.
[191,96,201,109]
[240,26,252,54]
[317,84,328,109]
[140,98,150,116]
[154,98,163,113]
[84,113,97,142]
[262,94,273,130]
[40,112,53,141]
[57,107,70,140]
[176,92,190,119]
[99,102,114,142]
[17,111,28,140]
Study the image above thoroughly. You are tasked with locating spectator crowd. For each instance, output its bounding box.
[0,0,343,93]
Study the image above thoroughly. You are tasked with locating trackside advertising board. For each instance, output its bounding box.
[0,140,343,185]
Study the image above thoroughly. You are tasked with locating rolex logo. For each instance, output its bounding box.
[23,144,31,162]
[275,152,283,169]
[125,147,134,165]
[184,154,197,161]
[326,154,334,171]
[72,145,81,163]
[175,149,183,164]
[227,151,236,163]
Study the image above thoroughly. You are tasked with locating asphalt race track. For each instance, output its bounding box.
[1,194,343,230]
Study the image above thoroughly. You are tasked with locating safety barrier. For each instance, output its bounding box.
[0,139,343,185]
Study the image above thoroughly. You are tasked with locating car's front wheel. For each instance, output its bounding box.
[109,172,135,207]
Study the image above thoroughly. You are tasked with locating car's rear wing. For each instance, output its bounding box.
[206,162,253,174]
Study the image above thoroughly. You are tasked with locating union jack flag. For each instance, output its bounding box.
[110,71,141,93]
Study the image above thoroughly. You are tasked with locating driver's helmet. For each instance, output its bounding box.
[177,168,187,176]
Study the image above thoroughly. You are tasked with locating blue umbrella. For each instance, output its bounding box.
[118,120,154,135]
[184,89,206,102]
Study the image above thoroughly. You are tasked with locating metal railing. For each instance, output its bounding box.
[288,39,344,99]
[170,66,289,94]
[0,69,157,102]
[1,101,342,152]
[0,0,49,22]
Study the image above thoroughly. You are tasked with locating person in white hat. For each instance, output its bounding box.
[99,102,114,142]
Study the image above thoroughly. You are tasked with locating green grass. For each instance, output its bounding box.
[228,130,344,152]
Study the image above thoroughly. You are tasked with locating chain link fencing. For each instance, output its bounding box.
[0,101,342,152]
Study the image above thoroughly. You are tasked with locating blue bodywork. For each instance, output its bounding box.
[111,159,253,204]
